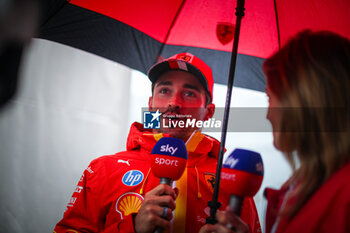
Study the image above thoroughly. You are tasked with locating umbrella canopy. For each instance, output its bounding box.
[39,0,350,92]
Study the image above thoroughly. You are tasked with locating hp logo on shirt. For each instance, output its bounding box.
[143,110,161,129]
[122,170,144,186]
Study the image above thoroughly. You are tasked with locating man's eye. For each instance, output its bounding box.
[159,88,169,94]
[184,91,196,97]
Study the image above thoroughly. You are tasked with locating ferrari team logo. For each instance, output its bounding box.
[216,22,235,45]
[116,192,144,219]
[204,173,216,192]
[178,54,192,62]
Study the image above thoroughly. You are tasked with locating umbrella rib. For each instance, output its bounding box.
[273,0,281,49]
[155,0,187,63]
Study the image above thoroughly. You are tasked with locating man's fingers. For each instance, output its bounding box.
[216,210,229,225]
[148,206,172,229]
[134,184,178,233]
[146,184,177,199]
[143,194,176,210]
[146,208,171,229]
[174,187,179,199]
[135,204,172,232]
[216,206,250,233]
[143,184,177,210]
[158,206,173,220]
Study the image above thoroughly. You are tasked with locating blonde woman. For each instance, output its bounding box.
[263,30,350,233]
[200,30,350,233]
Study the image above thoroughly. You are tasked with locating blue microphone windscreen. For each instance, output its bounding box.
[223,149,264,176]
[151,137,188,159]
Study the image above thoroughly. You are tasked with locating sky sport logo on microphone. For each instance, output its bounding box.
[151,137,188,181]
[154,144,181,167]
[154,144,183,168]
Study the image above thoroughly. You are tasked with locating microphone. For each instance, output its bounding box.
[151,137,188,186]
[150,137,188,233]
[221,149,264,216]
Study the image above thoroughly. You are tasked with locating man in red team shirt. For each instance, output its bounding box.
[54,53,261,233]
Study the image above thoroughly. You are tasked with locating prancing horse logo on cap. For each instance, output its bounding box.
[178,55,192,62]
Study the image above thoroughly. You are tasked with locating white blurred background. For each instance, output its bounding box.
[0,39,291,232]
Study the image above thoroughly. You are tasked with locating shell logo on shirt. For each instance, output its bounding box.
[116,192,144,219]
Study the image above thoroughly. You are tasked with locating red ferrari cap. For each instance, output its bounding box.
[147,53,214,102]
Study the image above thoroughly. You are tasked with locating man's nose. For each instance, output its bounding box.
[168,93,182,108]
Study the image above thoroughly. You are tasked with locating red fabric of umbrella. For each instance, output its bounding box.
[40,0,350,92]
[68,0,349,58]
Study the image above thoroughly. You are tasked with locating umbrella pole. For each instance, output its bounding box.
[206,0,245,224]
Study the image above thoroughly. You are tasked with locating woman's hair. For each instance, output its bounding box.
[263,30,350,218]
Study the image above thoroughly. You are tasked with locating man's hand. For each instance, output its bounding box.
[199,206,250,233]
[134,184,179,233]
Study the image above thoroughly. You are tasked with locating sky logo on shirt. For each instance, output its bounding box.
[122,170,144,186]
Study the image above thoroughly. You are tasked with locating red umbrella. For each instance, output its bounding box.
[39,0,350,223]
[40,0,350,92]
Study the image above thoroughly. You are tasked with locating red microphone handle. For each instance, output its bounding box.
[229,195,244,216]
[154,178,173,233]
